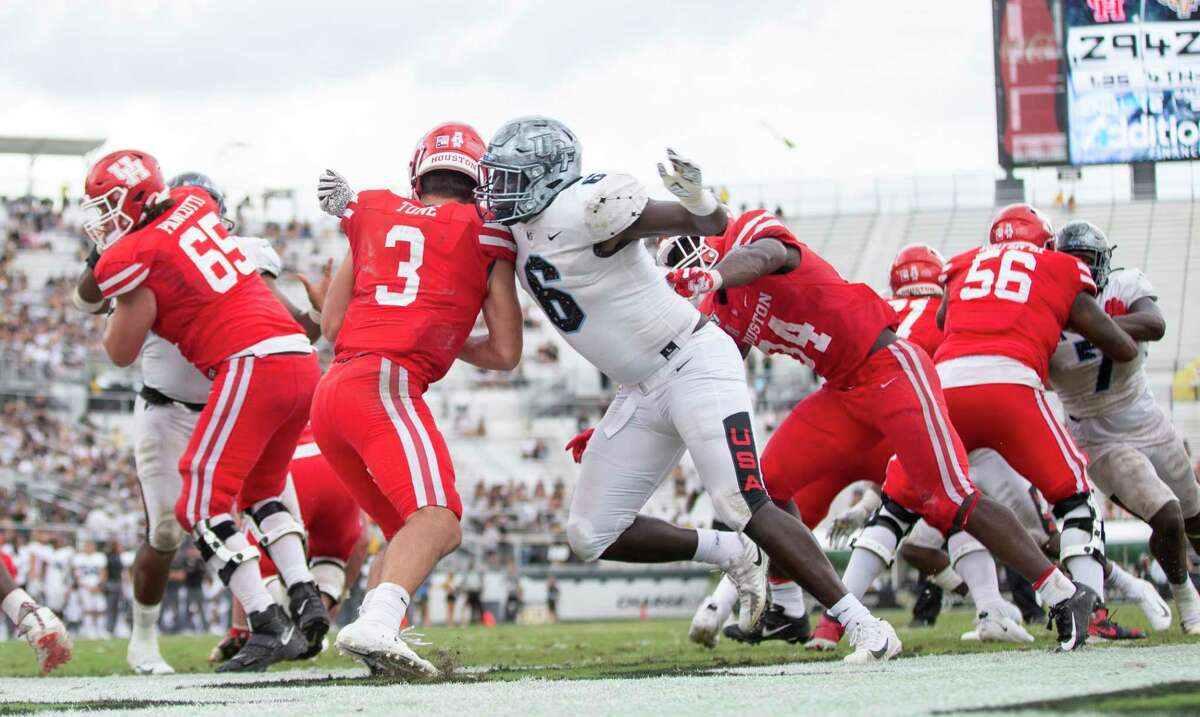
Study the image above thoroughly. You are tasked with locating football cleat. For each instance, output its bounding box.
[688,597,728,649]
[1047,582,1097,652]
[1125,576,1172,632]
[909,579,943,627]
[1088,605,1146,641]
[216,605,306,672]
[1182,611,1200,636]
[844,617,902,664]
[966,610,1035,643]
[804,614,845,651]
[718,535,768,633]
[127,637,175,675]
[723,604,812,645]
[288,581,331,660]
[16,605,72,674]
[209,628,249,665]
[336,620,439,679]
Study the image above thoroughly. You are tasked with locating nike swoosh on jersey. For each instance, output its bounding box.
[675,357,694,372]
[548,231,562,241]
[880,377,898,389]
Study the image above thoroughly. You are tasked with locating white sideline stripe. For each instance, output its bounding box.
[188,357,240,523]
[479,235,517,252]
[888,343,962,504]
[1033,389,1088,493]
[379,359,427,508]
[97,262,144,291]
[200,356,255,519]
[895,340,973,496]
[396,366,446,506]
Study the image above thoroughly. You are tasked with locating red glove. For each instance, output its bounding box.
[665,267,722,298]
[564,427,595,464]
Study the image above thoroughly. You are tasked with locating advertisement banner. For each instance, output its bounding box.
[1065,0,1200,164]
[995,0,1069,167]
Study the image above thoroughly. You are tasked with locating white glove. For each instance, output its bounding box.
[317,169,355,218]
[828,490,882,549]
[658,148,718,216]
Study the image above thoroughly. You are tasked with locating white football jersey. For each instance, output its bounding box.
[138,236,284,403]
[512,173,701,385]
[1049,268,1156,419]
[72,552,106,589]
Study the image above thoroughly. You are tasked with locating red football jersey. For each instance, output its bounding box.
[94,187,304,372]
[887,295,944,356]
[935,242,1097,382]
[701,211,899,386]
[335,190,516,390]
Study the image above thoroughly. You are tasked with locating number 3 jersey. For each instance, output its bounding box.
[94,186,306,373]
[936,242,1097,388]
[1049,268,1160,426]
[699,211,899,387]
[335,190,516,390]
[511,173,701,385]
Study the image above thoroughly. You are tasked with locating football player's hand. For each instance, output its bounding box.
[565,427,595,464]
[317,169,355,218]
[828,491,881,549]
[666,267,722,298]
[658,148,716,215]
[295,258,334,311]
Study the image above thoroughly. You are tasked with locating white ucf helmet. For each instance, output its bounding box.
[475,116,582,225]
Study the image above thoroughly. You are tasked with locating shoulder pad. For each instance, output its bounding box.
[582,173,648,241]
[234,236,283,277]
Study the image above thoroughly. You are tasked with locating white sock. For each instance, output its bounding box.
[693,529,743,567]
[829,593,871,631]
[208,528,275,616]
[131,600,161,640]
[2,588,36,625]
[710,575,738,612]
[1105,562,1142,599]
[842,549,887,600]
[1035,567,1076,607]
[1170,579,1200,609]
[929,567,964,593]
[769,581,807,618]
[361,582,410,629]
[953,549,1004,616]
[1064,556,1105,602]
[258,512,314,587]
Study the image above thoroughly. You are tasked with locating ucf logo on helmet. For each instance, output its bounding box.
[107,156,151,187]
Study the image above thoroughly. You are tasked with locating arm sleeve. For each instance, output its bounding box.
[583,173,649,242]
[478,222,518,263]
[93,237,151,299]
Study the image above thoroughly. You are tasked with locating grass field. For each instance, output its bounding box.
[0,608,1196,714]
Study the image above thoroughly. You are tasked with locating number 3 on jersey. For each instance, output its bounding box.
[524,255,584,333]
[376,225,424,307]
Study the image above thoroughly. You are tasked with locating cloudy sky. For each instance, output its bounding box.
[0,1,997,204]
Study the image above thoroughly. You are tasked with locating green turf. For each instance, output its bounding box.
[0,605,1193,681]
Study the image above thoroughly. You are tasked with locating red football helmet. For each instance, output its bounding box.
[988,203,1054,247]
[890,243,946,297]
[82,149,166,250]
[409,122,486,196]
[656,235,724,271]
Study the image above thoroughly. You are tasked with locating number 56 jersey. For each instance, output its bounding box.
[335,190,516,390]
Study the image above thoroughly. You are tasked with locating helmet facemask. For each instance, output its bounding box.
[1062,245,1113,289]
[656,235,720,271]
[81,186,135,251]
[474,161,539,224]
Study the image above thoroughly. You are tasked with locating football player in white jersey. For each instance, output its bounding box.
[474,116,899,662]
[1049,221,1200,635]
[71,541,108,639]
[72,171,331,672]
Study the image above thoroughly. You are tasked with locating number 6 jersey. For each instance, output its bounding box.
[94,186,306,373]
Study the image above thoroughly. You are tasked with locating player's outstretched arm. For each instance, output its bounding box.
[320,250,354,343]
[1068,291,1138,362]
[713,238,799,288]
[103,286,157,367]
[1112,296,1166,342]
[458,260,523,371]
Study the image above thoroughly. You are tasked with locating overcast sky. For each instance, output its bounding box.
[0,1,997,203]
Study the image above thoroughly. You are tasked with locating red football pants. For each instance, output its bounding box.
[258,444,364,579]
[175,353,319,531]
[310,354,461,540]
[941,382,1090,505]
[767,339,976,534]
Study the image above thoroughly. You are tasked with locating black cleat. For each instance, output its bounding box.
[288,581,331,660]
[209,628,249,665]
[909,578,944,628]
[216,604,306,672]
[723,604,812,645]
[1047,582,1098,652]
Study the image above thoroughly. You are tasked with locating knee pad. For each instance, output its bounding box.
[311,559,348,604]
[1055,492,1106,567]
[147,511,185,553]
[247,499,307,551]
[566,516,611,563]
[853,495,919,567]
[195,518,261,585]
[947,530,987,570]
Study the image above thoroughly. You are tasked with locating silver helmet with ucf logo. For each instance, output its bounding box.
[475,116,582,225]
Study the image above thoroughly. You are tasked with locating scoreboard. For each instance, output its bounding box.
[1065,0,1200,164]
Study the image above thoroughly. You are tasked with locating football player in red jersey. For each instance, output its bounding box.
[665,209,1101,652]
[312,122,522,677]
[73,150,326,671]
[931,204,1139,640]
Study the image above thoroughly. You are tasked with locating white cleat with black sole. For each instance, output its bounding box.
[843,617,902,664]
[1125,576,1172,632]
[336,620,439,679]
[688,596,728,649]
